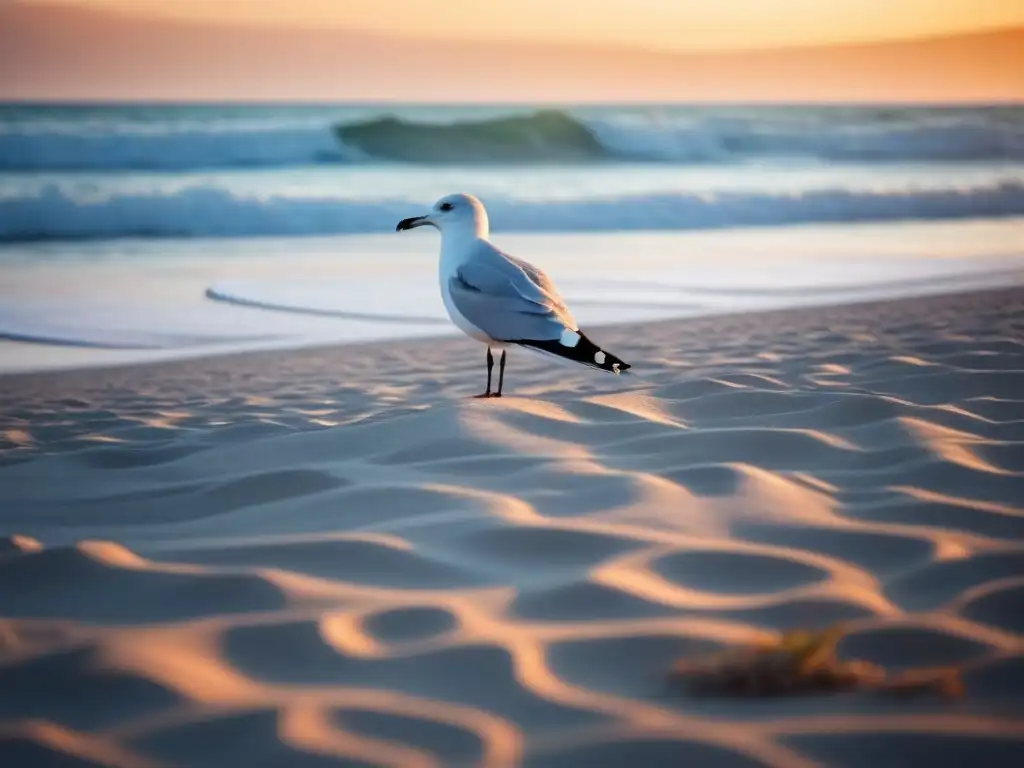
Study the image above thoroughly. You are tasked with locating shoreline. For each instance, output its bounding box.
[1,283,1020,385]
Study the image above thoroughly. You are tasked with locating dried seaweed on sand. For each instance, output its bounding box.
[670,626,964,699]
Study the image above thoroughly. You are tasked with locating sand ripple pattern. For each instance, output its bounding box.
[1,288,1023,767]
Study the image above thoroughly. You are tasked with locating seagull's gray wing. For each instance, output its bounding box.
[448,241,577,342]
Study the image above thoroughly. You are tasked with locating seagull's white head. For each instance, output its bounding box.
[396,193,489,239]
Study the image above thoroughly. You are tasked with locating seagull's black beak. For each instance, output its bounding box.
[396,216,429,232]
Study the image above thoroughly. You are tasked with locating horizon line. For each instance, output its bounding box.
[3,98,1024,107]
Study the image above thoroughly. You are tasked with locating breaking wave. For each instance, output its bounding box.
[3,183,1023,242]
[334,110,610,163]
[2,108,1022,171]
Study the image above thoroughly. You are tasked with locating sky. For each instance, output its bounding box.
[32,0,1024,52]
[1,0,1022,101]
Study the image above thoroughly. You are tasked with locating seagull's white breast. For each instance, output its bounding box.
[438,235,495,345]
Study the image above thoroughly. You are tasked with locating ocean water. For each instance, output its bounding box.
[1,104,1023,372]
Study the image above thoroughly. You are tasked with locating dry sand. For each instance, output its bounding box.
[1,287,1022,767]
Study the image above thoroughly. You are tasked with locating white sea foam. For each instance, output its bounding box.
[2,183,1022,242]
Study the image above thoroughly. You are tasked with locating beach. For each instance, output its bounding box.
[2,285,1022,767]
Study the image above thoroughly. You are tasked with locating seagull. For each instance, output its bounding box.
[396,193,631,397]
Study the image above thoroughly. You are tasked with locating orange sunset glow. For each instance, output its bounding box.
[36,0,1024,51]
[1,0,1022,101]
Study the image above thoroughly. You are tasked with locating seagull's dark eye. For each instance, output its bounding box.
[440,202,454,212]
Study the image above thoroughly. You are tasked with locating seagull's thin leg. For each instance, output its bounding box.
[495,350,506,397]
[473,348,494,398]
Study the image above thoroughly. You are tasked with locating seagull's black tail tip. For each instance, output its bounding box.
[515,332,631,374]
